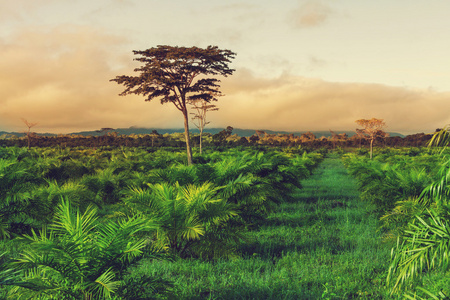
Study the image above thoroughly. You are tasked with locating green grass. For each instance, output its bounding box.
[127,155,393,299]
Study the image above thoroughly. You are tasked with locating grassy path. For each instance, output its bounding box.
[131,156,391,299]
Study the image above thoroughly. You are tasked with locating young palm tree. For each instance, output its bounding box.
[387,209,450,297]
[149,164,197,186]
[385,127,450,298]
[6,200,164,299]
[345,155,431,214]
[81,168,125,207]
[206,150,317,224]
[205,153,275,224]
[125,182,242,259]
[0,158,40,238]
[31,180,90,220]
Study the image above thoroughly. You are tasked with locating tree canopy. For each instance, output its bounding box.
[111,45,236,164]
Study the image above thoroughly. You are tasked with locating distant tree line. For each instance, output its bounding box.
[0,128,433,149]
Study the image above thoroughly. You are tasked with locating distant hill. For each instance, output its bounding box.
[68,127,405,138]
[0,131,56,137]
[0,127,405,138]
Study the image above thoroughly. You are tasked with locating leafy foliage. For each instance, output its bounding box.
[387,209,450,297]
[6,200,166,299]
[125,182,242,259]
[343,153,432,216]
[0,157,42,238]
[344,146,450,298]
[0,146,322,297]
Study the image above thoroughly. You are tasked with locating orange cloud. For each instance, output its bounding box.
[1,25,448,136]
[0,25,183,133]
[217,69,450,134]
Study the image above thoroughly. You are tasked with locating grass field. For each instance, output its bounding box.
[127,155,393,299]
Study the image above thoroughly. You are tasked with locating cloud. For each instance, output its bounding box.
[1,25,448,136]
[307,55,327,70]
[289,1,333,28]
[0,0,58,23]
[217,70,450,134]
[0,25,183,133]
[183,3,266,47]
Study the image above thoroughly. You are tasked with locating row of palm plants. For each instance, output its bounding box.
[342,152,439,219]
[343,145,450,298]
[0,146,323,298]
[118,150,322,259]
[0,147,206,238]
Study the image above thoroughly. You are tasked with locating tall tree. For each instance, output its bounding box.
[191,96,218,154]
[355,118,387,159]
[111,45,236,165]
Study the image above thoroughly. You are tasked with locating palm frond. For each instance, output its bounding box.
[388,209,450,294]
[51,199,98,240]
[403,286,448,299]
[8,199,154,298]
[90,268,121,299]
[428,126,450,148]
[180,215,204,240]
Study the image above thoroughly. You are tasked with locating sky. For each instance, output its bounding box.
[1,0,450,135]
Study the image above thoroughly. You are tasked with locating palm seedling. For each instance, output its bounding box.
[148,164,197,186]
[208,150,316,224]
[207,153,275,224]
[124,182,243,259]
[6,199,164,299]
[387,209,450,298]
[345,156,430,215]
[81,168,125,208]
[385,127,450,298]
[31,180,91,219]
[0,158,41,238]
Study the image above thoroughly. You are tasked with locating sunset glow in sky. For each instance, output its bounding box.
[1,0,450,134]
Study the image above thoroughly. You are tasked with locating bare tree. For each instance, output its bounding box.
[191,98,218,154]
[21,118,38,149]
[355,118,387,159]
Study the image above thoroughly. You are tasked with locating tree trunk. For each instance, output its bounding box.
[182,108,193,165]
[27,129,30,149]
[370,138,373,160]
[199,127,203,155]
